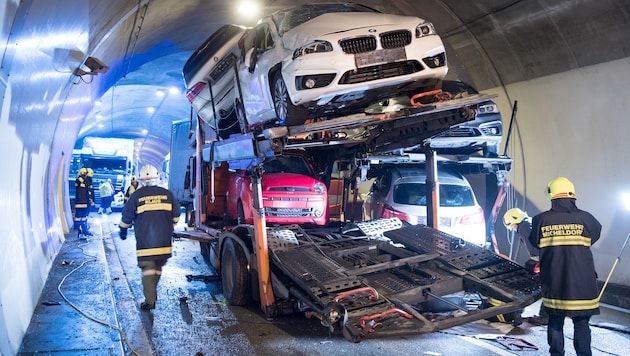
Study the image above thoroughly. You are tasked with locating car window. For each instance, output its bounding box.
[263,155,314,177]
[393,183,475,207]
[272,3,378,35]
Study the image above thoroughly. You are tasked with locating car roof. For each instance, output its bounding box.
[376,164,469,185]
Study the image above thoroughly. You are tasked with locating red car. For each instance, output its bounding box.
[224,150,328,226]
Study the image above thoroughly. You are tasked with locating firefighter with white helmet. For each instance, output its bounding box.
[503,176,601,355]
[119,164,181,311]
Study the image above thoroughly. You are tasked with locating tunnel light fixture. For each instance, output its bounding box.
[147,107,155,114]
[141,129,148,135]
[169,87,180,95]
[156,89,165,97]
[236,1,260,19]
[622,192,630,211]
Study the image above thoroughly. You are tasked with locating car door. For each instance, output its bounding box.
[238,21,278,126]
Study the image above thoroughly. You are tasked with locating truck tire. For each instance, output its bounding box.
[221,238,252,305]
[272,71,307,126]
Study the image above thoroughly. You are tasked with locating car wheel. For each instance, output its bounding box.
[220,238,252,305]
[272,71,307,126]
[237,200,246,225]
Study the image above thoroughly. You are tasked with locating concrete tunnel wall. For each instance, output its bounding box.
[1,2,630,355]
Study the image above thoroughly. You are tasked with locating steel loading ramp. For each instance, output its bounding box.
[266,219,540,342]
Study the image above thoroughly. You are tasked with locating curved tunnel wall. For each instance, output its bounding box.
[1,0,630,354]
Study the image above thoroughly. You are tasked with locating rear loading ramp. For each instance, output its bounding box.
[266,219,540,342]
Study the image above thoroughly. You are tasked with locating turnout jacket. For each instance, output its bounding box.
[75,176,90,208]
[120,185,181,261]
[527,198,601,317]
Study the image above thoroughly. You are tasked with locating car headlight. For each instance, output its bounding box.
[292,40,333,60]
[416,21,436,38]
[478,103,499,114]
[313,182,326,194]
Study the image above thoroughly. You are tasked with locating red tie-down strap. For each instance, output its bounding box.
[333,287,380,303]
[410,89,453,106]
[359,308,414,333]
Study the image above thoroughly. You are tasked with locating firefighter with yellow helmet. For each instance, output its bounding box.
[503,177,601,355]
[73,168,93,238]
[124,176,140,204]
[119,165,180,311]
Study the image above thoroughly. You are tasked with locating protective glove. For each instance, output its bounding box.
[119,227,128,240]
[503,208,529,230]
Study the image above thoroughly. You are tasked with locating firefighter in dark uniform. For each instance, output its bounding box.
[73,168,93,237]
[504,177,601,356]
[119,164,181,311]
[124,176,139,204]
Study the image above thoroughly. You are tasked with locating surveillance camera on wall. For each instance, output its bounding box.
[84,56,109,74]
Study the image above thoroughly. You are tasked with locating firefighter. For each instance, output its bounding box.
[119,165,181,311]
[73,168,93,238]
[124,176,139,204]
[504,177,601,356]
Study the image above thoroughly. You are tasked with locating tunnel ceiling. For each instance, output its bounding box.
[75,0,630,167]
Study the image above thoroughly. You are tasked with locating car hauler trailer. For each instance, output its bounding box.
[171,90,541,342]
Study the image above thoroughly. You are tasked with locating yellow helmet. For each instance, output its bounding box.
[503,208,528,228]
[131,176,138,183]
[79,168,87,176]
[545,177,576,200]
[87,168,94,177]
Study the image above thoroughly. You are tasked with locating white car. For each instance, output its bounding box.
[238,3,448,127]
[364,164,487,246]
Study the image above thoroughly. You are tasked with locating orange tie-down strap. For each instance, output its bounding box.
[359,308,414,333]
[333,287,379,303]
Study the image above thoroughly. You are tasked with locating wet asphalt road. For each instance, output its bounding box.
[18,212,630,356]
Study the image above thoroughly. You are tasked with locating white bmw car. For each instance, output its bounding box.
[238,3,448,127]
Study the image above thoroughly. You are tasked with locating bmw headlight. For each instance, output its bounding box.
[313,182,325,194]
[416,21,436,38]
[292,40,333,60]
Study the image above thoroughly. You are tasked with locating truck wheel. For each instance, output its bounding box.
[221,238,252,305]
[272,71,307,126]
[185,203,194,227]
[237,201,246,225]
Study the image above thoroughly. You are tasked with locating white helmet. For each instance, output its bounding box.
[139,164,159,180]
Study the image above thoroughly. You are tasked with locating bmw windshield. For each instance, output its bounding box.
[273,3,379,35]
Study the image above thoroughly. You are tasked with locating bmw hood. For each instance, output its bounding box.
[281,12,425,48]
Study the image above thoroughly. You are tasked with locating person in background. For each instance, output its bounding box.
[73,168,93,238]
[119,165,180,311]
[504,177,601,356]
[98,178,115,214]
[124,176,139,204]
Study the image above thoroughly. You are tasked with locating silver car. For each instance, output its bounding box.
[425,80,503,156]
[364,164,486,246]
